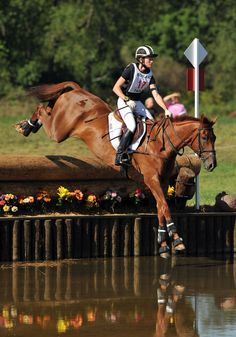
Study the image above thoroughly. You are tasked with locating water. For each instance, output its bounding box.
[0,256,235,337]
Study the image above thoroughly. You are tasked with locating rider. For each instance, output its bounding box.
[113,44,172,166]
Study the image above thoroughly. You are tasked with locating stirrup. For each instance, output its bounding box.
[166,222,177,237]
[115,152,131,166]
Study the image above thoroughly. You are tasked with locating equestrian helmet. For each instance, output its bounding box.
[135,45,158,59]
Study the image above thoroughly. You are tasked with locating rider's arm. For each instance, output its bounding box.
[150,84,168,112]
[112,76,127,100]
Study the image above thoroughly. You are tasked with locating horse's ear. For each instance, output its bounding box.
[211,116,218,125]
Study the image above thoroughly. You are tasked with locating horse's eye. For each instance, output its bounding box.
[202,135,208,141]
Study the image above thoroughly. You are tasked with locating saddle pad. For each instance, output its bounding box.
[108,112,146,152]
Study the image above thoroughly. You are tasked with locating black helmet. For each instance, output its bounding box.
[135,45,158,59]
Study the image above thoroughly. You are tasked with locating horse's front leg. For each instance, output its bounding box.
[144,172,185,258]
[160,179,185,254]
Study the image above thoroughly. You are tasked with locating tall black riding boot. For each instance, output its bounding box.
[115,129,134,166]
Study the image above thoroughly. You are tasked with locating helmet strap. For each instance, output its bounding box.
[138,57,148,71]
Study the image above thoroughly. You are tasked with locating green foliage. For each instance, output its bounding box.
[0,0,235,110]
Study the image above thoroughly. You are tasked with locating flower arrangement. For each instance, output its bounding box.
[129,188,146,205]
[0,185,176,216]
[100,190,122,212]
[0,193,18,213]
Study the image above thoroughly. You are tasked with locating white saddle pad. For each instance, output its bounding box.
[108,112,146,152]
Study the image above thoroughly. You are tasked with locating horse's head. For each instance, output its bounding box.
[191,115,217,172]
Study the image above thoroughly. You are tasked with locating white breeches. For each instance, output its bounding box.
[117,97,154,133]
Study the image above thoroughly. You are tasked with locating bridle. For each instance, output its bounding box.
[149,118,216,161]
[193,126,216,162]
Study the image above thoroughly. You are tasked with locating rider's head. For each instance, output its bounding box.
[135,45,158,66]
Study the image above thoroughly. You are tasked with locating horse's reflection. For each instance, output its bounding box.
[154,258,199,337]
[0,257,235,336]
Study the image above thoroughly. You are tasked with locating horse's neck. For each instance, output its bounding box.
[164,119,200,149]
[176,119,199,135]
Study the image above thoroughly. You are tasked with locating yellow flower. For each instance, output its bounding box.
[3,205,10,212]
[167,186,175,198]
[57,319,68,333]
[57,186,71,199]
[87,194,96,203]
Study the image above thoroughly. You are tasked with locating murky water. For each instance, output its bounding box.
[0,256,235,337]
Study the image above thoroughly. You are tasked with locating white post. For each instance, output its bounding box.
[194,63,200,209]
[184,38,207,210]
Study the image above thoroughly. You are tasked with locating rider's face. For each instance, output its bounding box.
[143,56,154,68]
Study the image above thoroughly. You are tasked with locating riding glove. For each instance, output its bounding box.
[126,99,136,111]
[165,109,172,118]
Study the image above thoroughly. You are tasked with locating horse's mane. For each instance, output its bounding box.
[173,114,214,127]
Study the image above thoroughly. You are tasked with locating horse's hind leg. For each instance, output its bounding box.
[15,104,51,137]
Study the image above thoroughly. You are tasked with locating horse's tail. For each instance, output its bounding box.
[27,81,80,102]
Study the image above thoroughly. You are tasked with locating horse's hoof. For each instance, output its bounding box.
[14,120,33,137]
[173,237,186,251]
[159,245,170,259]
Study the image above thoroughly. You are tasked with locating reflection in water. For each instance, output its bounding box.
[0,256,236,337]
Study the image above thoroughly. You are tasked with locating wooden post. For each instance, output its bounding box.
[103,221,109,257]
[55,219,63,260]
[112,219,119,257]
[12,220,20,262]
[23,220,31,261]
[74,219,82,258]
[34,219,42,261]
[44,219,52,260]
[124,222,131,256]
[92,221,99,257]
[134,217,142,256]
[65,219,73,259]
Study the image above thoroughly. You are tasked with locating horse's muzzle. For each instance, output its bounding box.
[203,153,217,172]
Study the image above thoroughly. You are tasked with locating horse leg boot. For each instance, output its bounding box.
[115,129,134,166]
[153,225,170,259]
[15,104,46,136]
[166,221,185,252]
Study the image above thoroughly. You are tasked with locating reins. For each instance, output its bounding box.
[161,118,185,156]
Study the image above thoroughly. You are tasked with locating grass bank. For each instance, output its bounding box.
[0,96,235,206]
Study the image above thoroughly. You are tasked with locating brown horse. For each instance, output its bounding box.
[15,81,217,258]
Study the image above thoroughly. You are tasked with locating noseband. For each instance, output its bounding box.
[195,127,216,162]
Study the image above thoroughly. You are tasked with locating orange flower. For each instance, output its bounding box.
[74,189,83,201]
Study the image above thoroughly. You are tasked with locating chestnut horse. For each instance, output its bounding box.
[15,81,217,258]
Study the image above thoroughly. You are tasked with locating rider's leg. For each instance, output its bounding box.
[115,99,136,166]
[134,101,155,121]
[115,129,134,165]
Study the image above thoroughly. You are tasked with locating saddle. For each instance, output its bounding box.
[113,110,144,143]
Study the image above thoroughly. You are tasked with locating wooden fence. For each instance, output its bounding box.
[0,212,235,262]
